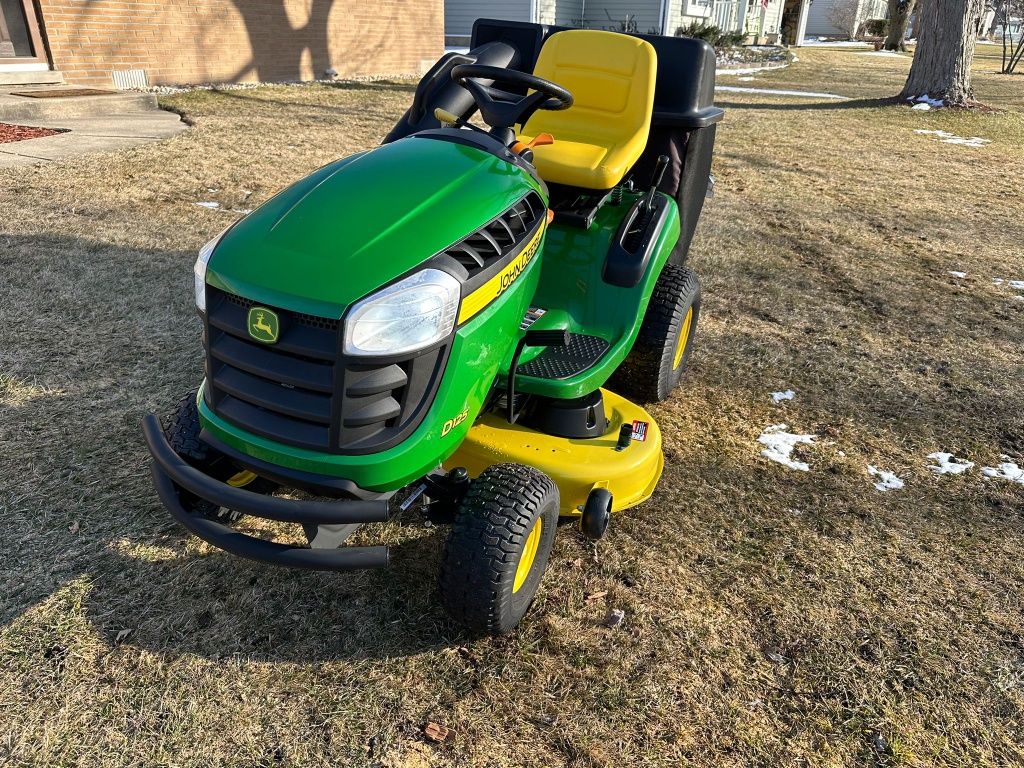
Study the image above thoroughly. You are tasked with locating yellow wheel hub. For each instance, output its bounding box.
[673,306,694,370]
[513,518,543,593]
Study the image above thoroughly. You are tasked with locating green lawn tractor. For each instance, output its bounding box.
[143,19,724,634]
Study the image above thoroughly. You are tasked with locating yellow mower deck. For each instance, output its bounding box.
[446,388,663,517]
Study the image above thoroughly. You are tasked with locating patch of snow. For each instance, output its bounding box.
[718,63,789,76]
[993,278,1004,286]
[738,76,757,81]
[914,94,945,108]
[859,50,907,58]
[194,201,220,209]
[1009,280,1024,290]
[868,465,904,492]
[800,38,871,48]
[981,457,1024,485]
[927,452,975,475]
[914,129,990,148]
[716,85,846,100]
[770,390,795,403]
[949,271,967,278]
[912,102,932,111]
[758,424,816,471]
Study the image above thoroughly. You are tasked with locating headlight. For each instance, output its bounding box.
[193,229,229,313]
[344,268,460,356]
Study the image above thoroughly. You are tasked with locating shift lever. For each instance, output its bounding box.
[643,154,670,213]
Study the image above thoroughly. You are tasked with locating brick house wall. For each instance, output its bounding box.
[35,0,443,87]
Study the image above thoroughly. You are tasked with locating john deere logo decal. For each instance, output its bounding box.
[247,307,279,344]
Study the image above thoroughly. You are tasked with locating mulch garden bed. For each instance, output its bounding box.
[0,123,65,144]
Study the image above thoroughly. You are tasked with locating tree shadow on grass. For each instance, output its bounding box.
[205,88,386,118]
[85,523,466,662]
[323,80,417,93]
[716,97,900,112]
[0,232,466,664]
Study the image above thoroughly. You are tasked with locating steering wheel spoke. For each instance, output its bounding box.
[450,64,572,133]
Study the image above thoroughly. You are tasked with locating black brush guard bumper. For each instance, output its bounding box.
[142,415,390,571]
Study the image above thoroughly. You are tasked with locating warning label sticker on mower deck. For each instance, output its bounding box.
[631,420,649,442]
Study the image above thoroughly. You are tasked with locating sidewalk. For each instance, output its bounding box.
[0,110,186,168]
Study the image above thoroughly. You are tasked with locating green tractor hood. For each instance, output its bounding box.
[206,136,543,317]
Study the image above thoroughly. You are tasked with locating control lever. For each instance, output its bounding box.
[506,329,570,424]
[642,154,670,213]
[434,107,489,137]
[434,107,462,127]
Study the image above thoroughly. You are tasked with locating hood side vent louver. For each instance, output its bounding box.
[445,192,543,277]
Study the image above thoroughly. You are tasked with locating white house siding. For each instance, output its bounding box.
[709,0,751,33]
[743,0,785,38]
[861,0,887,21]
[445,0,533,39]
[582,0,667,34]
[805,0,852,36]
[678,0,714,28]
[539,0,585,26]
[805,0,885,38]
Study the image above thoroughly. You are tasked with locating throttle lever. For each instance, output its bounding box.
[643,154,670,213]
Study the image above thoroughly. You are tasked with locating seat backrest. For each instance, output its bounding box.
[523,29,656,148]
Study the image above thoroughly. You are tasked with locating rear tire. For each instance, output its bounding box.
[610,264,701,403]
[439,464,559,635]
[163,391,276,522]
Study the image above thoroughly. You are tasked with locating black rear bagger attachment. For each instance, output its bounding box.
[386,19,724,263]
[142,414,391,571]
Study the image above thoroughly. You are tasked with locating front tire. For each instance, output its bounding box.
[610,264,701,403]
[439,464,560,635]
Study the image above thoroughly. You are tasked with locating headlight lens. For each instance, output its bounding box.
[193,229,229,312]
[344,268,460,356]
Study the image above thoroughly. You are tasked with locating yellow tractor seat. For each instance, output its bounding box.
[518,30,657,190]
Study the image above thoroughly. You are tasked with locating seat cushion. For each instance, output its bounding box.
[515,134,623,191]
[522,30,657,190]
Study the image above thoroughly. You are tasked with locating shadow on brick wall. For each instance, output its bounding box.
[223,0,387,83]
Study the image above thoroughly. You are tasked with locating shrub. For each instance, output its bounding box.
[862,18,889,37]
[676,21,721,44]
[675,21,744,47]
[718,31,747,47]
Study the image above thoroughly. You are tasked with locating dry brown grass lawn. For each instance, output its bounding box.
[1,50,1023,767]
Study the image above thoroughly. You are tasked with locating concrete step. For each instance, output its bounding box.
[0,88,157,122]
[0,69,65,86]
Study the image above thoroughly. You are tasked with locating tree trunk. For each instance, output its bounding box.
[883,0,917,50]
[900,0,984,107]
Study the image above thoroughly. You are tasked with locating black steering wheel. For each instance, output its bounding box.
[450,64,573,131]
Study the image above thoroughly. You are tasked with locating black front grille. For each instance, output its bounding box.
[204,287,447,454]
[444,192,544,277]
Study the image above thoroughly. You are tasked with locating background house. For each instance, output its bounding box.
[804,0,887,38]
[1,0,443,89]
[707,0,787,42]
[445,0,788,45]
